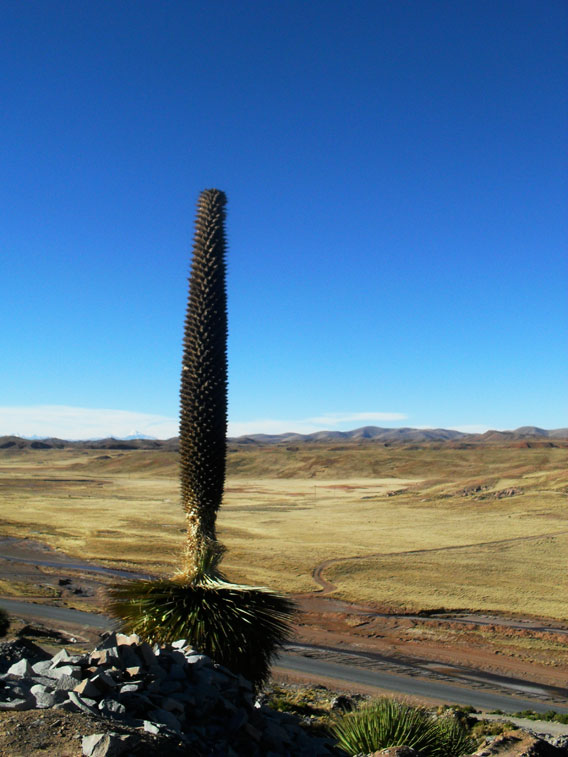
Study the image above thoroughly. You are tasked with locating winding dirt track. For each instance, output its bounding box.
[311,529,568,596]
[307,529,568,635]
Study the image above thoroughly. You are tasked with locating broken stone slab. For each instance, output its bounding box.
[168,663,188,681]
[96,633,119,650]
[143,720,161,735]
[54,653,85,667]
[136,641,156,666]
[0,638,51,674]
[30,683,57,708]
[29,674,59,688]
[146,663,167,681]
[262,719,293,748]
[171,639,188,649]
[227,707,248,733]
[89,670,117,691]
[147,707,182,733]
[185,653,210,666]
[90,647,121,665]
[116,633,140,646]
[115,646,141,669]
[0,696,34,711]
[74,678,103,698]
[50,664,82,680]
[6,658,33,677]
[82,731,131,757]
[32,659,56,676]
[125,665,143,678]
[168,649,187,665]
[53,698,79,712]
[213,662,239,679]
[68,691,99,716]
[3,680,34,699]
[98,698,126,717]
[146,676,178,694]
[55,673,83,691]
[159,696,186,715]
[116,691,153,711]
[50,648,73,665]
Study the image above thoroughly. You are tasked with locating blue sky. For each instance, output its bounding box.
[1,0,566,439]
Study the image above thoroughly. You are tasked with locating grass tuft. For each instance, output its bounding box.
[330,697,474,756]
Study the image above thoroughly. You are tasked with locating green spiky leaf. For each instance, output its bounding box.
[108,576,295,687]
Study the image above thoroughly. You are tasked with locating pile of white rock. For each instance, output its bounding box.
[0,632,338,756]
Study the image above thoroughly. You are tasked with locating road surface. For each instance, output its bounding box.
[1,597,567,715]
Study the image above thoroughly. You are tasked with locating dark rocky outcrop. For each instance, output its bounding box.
[0,633,337,756]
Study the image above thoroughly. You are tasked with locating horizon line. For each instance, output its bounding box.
[2,422,566,444]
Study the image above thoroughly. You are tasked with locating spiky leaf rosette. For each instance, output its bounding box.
[330,699,440,755]
[180,189,228,570]
[329,698,475,756]
[108,576,296,687]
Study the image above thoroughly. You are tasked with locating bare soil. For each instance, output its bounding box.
[0,709,189,757]
[293,594,568,693]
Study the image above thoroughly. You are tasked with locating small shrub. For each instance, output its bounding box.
[434,715,476,757]
[266,684,332,717]
[513,709,539,720]
[330,698,475,756]
[511,710,568,725]
[470,718,515,740]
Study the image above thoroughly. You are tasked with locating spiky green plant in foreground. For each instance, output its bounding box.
[109,189,295,686]
[330,698,475,756]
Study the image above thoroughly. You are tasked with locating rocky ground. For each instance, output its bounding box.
[0,633,338,756]
[1,631,567,756]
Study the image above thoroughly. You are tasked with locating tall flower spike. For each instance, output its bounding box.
[180,189,228,576]
[108,188,296,689]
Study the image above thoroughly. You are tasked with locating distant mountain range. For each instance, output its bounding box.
[0,426,567,450]
[230,425,568,444]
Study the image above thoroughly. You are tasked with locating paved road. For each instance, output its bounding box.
[0,598,113,629]
[275,653,568,715]
[2,597,567,715]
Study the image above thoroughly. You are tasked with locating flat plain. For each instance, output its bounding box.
[0,441,566,620]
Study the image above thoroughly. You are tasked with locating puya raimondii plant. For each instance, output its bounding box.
[109,189,296,687]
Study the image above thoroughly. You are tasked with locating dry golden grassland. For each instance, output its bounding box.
[0,444,566,619]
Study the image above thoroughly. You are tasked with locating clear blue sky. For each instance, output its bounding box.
[1,0,566,439]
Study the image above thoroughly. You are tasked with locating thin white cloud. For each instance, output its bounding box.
[0,406,408,440]
[0,405,178,440]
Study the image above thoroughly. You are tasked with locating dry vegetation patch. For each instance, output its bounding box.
[0,445,566,620]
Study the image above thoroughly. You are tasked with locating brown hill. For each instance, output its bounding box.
[1,426,567,451]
